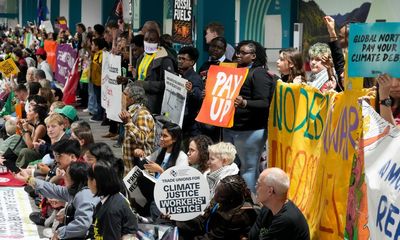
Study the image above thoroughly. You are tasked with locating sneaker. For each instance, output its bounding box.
[102,132,118,138]
[42,228,54,238]
[89,117,102,123]
[82,108,90,112]
[29,212,46,226]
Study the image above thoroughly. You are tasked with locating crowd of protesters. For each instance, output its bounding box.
[0,14,399,240]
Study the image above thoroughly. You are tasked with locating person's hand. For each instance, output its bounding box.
[144,161,163,174]
[0,156,5,165]
[56,208,65,222]
[14,169,30,182]
[323,16,337,38]
[376,74,392,99]
[56,168,65,177]
[116,75,128,85]
[185,81,193,93]
[33,139,46,150]
[133,149,145,158]
[201,89,206,99]
[3,115,11,121]
[234,95,247,108]
[51,232,60,240]
[37,162,50,175]
[21,119,33,132]
[128,64,137,78]
[119,111,131,124]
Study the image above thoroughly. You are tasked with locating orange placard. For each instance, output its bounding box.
[44,40,57,72]
[195,65,248,128]
[15,102,24,135]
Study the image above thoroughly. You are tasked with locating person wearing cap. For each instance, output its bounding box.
[35,48,53,81]
[54,105,78,136]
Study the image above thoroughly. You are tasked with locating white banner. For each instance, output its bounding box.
[0,187,40,239]
[101,51,123,122]
[161,71,188,127]
[154,166,210,221]
[363,100,400,240]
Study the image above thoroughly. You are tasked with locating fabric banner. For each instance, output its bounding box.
[172,0,193,44]
[196,65,248,128]
[101,51,122,122]
[362,100,400,240]
[348,22,400,78]
[268,81,368,239]
[44,40,57,72]
[55,44,77,85]
[0,58,20,78]
[161,71,187,127]
[62,58,80,105]
[23,32,35,48]
[0,187,40,239]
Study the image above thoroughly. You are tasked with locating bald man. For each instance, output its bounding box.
[248,168,310,240]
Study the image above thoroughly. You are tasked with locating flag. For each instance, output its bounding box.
[107,0,123,24]
[62,58,80,104]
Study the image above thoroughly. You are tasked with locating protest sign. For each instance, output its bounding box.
[362,100,400,240]
[161,71,187,126]
[348,22,400,77]
[172,0,193,44]
[41,20,54,33]
[123,166,156,207]
[55,44,77,84]
[55,16,68,30]
[101,51,123,122]
[0,188,40,239]
[196,65,248,128]
[154,166,210,221]
[268,80,369,239]
[0,58,20,78]
[44,40,57,72]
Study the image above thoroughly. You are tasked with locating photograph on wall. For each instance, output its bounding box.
[172,0,193,44]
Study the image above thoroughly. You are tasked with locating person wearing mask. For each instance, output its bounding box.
[134,29,177,114]
[223,40,275,193]
[249,168,310,240]
[177,46,204,144]
[35,48,53,81]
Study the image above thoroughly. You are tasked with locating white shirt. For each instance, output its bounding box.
[38,60,53,81]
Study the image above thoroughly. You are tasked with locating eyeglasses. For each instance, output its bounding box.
[236,51,254,56]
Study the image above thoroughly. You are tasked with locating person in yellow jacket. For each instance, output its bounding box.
[90,38,107,122]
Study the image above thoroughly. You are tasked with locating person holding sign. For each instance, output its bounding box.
[177,175,258,239]
[223,40,275,193]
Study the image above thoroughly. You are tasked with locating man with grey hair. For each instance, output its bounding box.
[248,167,310,240]
[119,84,156,175]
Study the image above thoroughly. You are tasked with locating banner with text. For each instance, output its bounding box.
[196,65,248,128]
[0,188,40,239]
[55,44,77,84]
[172,0,193,44]
[101,51,122,122]
[348,22,400,78]
[363,100,400,240]
[268,81,368,239]
[0,58,20,78]
[161,71,188,127]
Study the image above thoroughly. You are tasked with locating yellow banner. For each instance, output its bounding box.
[0,58,20,78]
[268,81,368,239]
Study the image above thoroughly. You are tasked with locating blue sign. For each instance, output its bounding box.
[348,22,400,78]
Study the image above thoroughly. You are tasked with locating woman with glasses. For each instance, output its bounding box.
[223,40,275,193]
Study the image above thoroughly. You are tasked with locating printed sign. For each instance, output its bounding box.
[196,65,248,128]
[348,22,400,77]
[161,71,188,127]
[0,58,20,78]
[41,20,54,33]
[101,51,123,122]
[362,100,400,240]
[55,44,77,84]
[123,166,156,208]
[172,0,193,44]
[0,188,40,239]
[154,166,210,221]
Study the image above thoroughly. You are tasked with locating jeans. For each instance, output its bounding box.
[88,82,98,115]
[92,85,104,120]
[223,128,267,193]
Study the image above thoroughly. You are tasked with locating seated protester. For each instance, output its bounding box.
[142,122,188,176]
[16,104,49,168]
[84,143,125,183]
[49,101,65,114]
[70,120,95,156]
[15,162,100,240]
[0,83,29,120]
[28,139,82,226]
[307,42,337,93]
[87,160,138,239]
[187,135,213,175]
[207,142,239,198]
[54,105,78,136]
[198,37,231,81]
[0,120,27,161]
[38,87,55,107]
[134,28,177,114]
[51,87,64,102]
[177,175,258,240]
[249,168,310,240]
[177,46,204,143]
[26,94,47,115]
